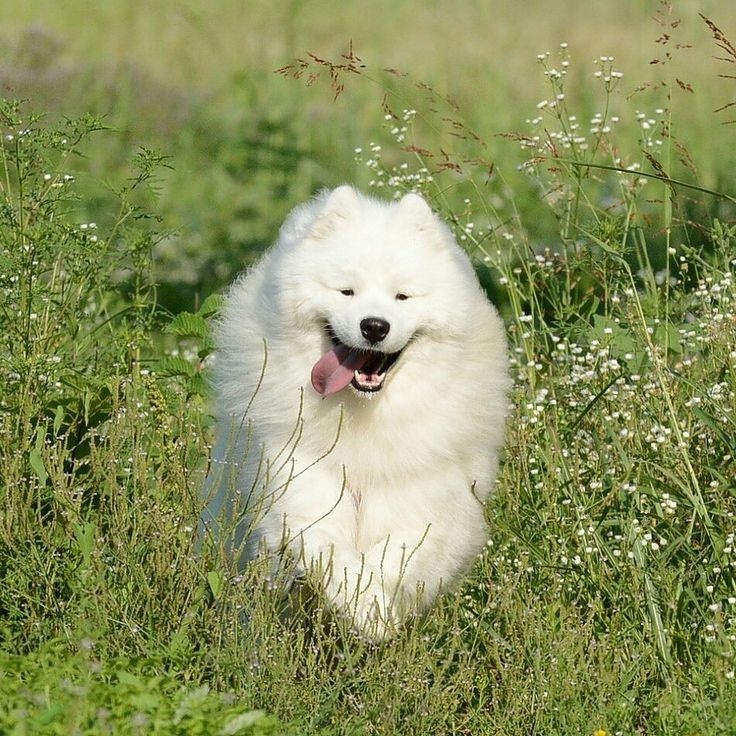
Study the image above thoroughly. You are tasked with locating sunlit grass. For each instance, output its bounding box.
[0,0,734,312]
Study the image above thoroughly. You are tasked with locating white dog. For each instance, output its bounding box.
[201,186,509,638]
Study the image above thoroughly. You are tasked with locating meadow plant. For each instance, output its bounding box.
[420,30,736,677]
[280,9,736,727]
[0,100,274,733]
[0,101,206,651]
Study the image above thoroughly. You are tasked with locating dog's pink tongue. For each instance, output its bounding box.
[311,344,368,396]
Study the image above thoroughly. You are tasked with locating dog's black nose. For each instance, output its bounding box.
[360,317,390,344]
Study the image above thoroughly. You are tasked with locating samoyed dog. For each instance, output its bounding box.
[201,185,509,638]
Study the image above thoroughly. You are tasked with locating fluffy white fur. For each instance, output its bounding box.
[201,185,509,638]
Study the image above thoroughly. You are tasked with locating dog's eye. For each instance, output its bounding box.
[395,293,410,301]
[339,288,354,296]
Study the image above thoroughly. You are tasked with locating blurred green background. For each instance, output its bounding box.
[1,0,733,311]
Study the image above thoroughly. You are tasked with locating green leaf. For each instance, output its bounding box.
[653,320,682,355]
[53,404,65,436]
[165,312,209,339]
[590,315,636,360]
[29,448,48,485]
[158,356,195,378]
[693,407,736,453]
[197,293,224,318]
[117,670,145,688]
[207,571,223,599]
[131,691,161,710]
[73,522,96,567]
[188,373,210,397]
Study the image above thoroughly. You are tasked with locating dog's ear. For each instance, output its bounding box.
[398,192,433,220]
[397,192,441,236]
[309,185,360,240]
[322,185,360,215]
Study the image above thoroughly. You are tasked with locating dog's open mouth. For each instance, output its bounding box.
[310,331,402,397]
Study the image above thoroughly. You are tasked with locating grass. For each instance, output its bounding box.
[0,0,734,312]
[1,3,736,734]
[0,642,280,735]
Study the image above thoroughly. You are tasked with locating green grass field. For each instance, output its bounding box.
[1,2,736,734]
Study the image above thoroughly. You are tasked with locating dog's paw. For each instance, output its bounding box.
[349,591,401,642]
